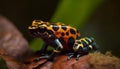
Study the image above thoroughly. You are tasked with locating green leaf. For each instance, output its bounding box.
[51,0,103,28]
[29,38,43,51]
[0,57,8,69]
[30,38,54,51]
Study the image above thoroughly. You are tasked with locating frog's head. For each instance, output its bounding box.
[28,20,49,37]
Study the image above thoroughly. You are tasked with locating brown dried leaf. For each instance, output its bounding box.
[52,55,89,69]
[21,54,46,69]
[0,49,20,69]
[0,15,32,59]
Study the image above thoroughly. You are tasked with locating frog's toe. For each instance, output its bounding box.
[34,55,50,62]
[75,54,81,60]
[66,53,75,60]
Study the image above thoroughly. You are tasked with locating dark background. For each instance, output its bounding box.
[0,0,120,56]
[0,0,59,41]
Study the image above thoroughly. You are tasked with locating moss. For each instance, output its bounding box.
[88,52,120,69]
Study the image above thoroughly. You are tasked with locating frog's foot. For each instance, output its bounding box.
[66,53,81,61]
[75,54,81,60]
[34,54,50,62]
[66,53,75,60]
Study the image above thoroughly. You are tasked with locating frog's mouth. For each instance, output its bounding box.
[28,26,48,37]
[28,26,39,37]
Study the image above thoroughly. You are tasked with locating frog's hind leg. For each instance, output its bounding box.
[73,37,98,60]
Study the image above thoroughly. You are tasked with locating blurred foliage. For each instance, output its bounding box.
[51,0,103,27]
[30,38,43,51]
[30,38,54,51]
[30,0,103,51]
[0,58,8,69]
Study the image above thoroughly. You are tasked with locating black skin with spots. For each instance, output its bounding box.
[68,37,75,48]
[66,32,69,35]
[59,37,66,45]
[62,26,67,31]
[70,29,76,34]
[52,26,59,31]
[47,30,54,34]
[61,32,65,36]
[76,41,81,44]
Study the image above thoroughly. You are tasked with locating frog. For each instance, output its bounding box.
[28,20,98,60]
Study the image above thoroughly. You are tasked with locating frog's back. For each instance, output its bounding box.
[46,23,80,51]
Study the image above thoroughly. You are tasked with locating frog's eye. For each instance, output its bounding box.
[38,26,46,33]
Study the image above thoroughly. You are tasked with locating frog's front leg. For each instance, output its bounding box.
[39,43,51,58]
[35,38,63,61]
[34,43,49,61]
[48,39,63,59]
[40,43,48,53]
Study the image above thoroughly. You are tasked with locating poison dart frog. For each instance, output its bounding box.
[28,20,98,60]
